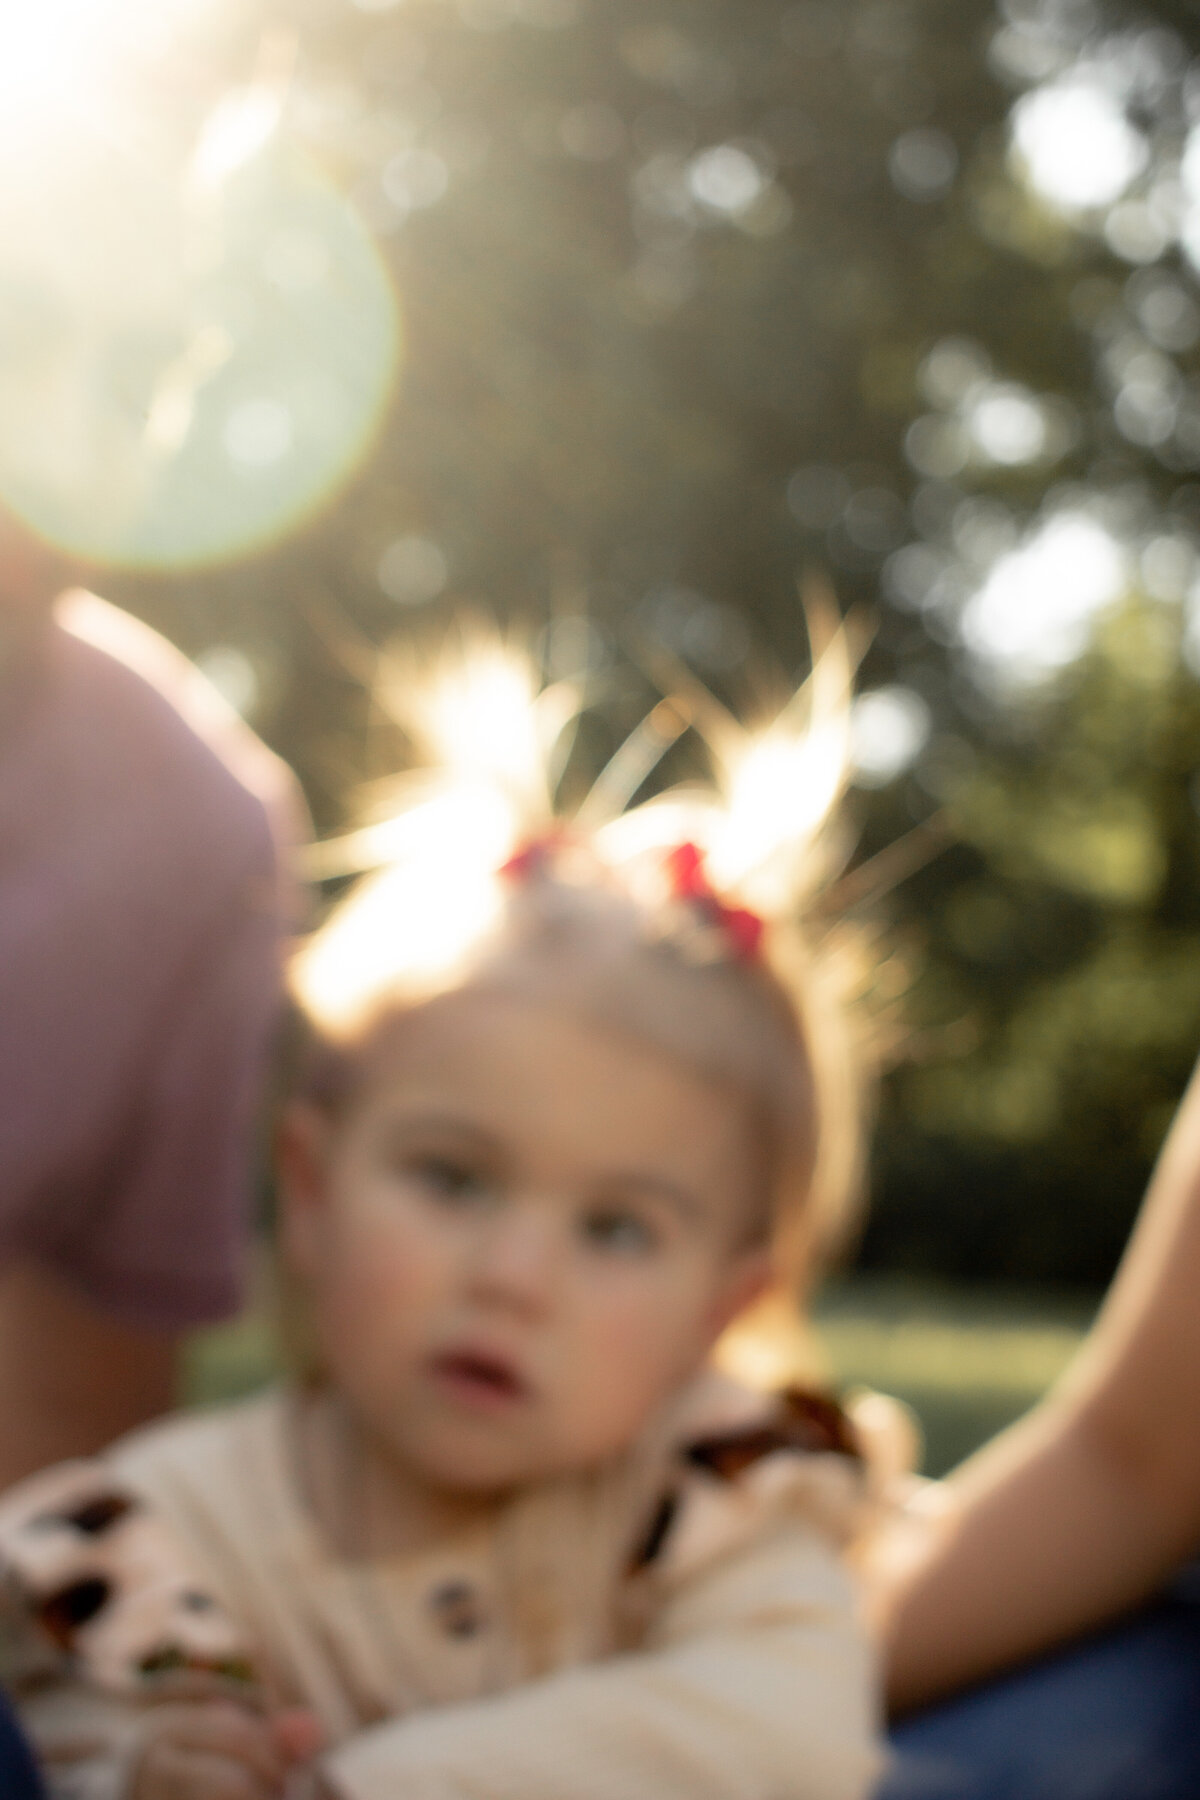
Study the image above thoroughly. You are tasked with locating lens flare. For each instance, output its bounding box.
[0,0,203,137]
[0,2,402,571]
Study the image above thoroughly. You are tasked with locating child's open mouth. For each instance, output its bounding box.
[428,1349,528,1409]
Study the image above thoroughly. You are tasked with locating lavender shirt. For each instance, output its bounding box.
[0,599,293,1328]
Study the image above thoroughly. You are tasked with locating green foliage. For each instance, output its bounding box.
[118,0,1015,813]
[867,596,1200,1282]
[101,0,1200,1282]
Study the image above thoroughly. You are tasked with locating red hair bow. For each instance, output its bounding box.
[664,842,764,962]
[500,834,764,962]
[499,832,566,881]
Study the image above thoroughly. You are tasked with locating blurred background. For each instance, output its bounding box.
[12,0,1200,1471]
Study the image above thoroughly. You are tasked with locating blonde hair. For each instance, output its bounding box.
[290,616,876,1284]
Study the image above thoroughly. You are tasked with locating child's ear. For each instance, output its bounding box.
[276,1101,335,1281]
[705,1247,774,1346]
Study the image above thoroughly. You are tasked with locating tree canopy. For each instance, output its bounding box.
[19,0,1200,1282]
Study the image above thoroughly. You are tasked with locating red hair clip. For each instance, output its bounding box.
[499,830,569,882]
[501,833,764,962]
[664,841,764,962]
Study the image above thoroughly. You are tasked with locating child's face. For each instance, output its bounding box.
[282,989,772,1495]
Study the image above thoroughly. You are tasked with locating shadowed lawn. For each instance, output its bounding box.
[184,1272,1101,1479]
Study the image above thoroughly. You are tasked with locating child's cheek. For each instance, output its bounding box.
[324,1181,450,1325]
[573,1281,705,1422]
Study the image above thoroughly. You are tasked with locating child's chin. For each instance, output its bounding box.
[422,1429,619,1496]
[419,1435,618,1497]
[412,1435,544,1495]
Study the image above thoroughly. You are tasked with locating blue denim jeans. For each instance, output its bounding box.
[0,1686,44,1799]
[880,1568,1200,1800]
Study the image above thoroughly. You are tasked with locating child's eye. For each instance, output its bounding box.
[581,1209,658,1255]
[408,1156,492,1206]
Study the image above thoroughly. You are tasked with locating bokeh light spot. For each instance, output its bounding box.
[967,384,1047,465]
[1114,381,1177,447]
[1178,128,1200,275]
[1104,199,1170,264]
[961,513,1129,683]
[888,129,958,202]
[884,543,946,612]
[904,416,969,480]
[1141,534,1196,602]
[378,535,449,605]
[687,145,767,215]
[1129,275,1200,353]
[918,337,992,408]
[1012,81,1148,212]
[382,148,451,215]
[851,687,932,787]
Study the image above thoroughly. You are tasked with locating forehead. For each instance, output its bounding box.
[346,989,759,1195]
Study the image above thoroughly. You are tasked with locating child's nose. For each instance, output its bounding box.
[465,1203,561,1315]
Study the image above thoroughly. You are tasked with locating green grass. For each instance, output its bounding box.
[813,1275,1100,1475]
[184,1271,1102,1480]
[183,1295,279,1410]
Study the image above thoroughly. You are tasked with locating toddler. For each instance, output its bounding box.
[0,631,891,1800]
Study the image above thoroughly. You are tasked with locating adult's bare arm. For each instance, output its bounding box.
[882,1057,1200,1713]
[0,1260,176,1490]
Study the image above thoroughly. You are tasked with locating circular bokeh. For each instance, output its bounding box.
[0,125,401,570]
